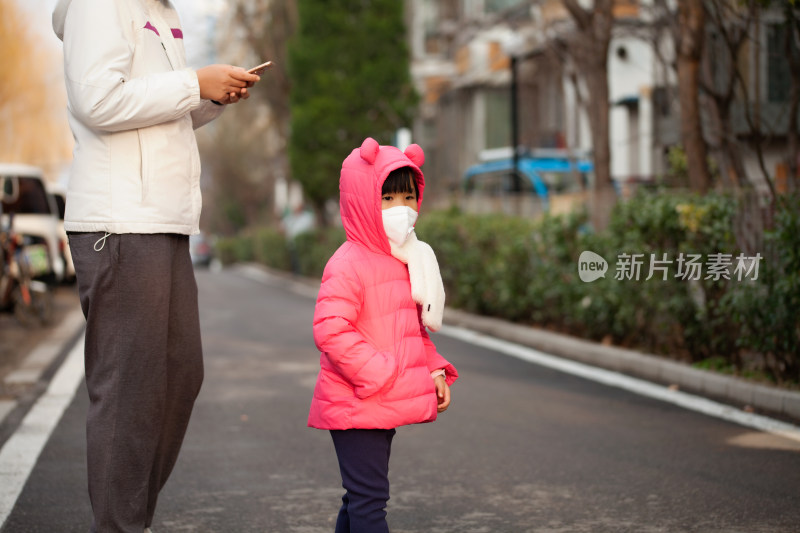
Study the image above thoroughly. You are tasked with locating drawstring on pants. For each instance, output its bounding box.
[94,232,111,252]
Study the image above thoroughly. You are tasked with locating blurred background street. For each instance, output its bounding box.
[2,0,800,531]
[2,267,800,533]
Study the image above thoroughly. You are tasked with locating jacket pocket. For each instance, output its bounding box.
[189,131,200,179]
[137,128,150,202]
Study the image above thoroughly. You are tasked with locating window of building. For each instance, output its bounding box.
[485,0,526,13]
[423,0,440,55]
[485,89,511,149]
[613,0,639,19]
[766,22,795,103]
[705,30,731,96]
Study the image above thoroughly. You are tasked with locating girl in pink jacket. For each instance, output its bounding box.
[309,138,458,532]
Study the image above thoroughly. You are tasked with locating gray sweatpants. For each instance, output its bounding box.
[69,232,204,533]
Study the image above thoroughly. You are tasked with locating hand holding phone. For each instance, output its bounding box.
[247,61,273,76]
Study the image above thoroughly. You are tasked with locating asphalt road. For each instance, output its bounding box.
[0,285,78,384]
[2,266,799,533]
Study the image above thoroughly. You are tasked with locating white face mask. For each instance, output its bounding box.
[382,205,418,246]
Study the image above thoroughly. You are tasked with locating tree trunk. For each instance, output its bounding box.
[562,0,616,230]
[700,0,755,191]
[585,65,612,190]
[718,106,747,188]
[785,9,800,193]
[676,0,712,193]
[787,85,799,193]
[584,62,616,229]
[232,0,297,218]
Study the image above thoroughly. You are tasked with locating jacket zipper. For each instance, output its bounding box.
[161,42,174,70]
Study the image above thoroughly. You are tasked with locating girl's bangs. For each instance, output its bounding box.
[382,167,418,196]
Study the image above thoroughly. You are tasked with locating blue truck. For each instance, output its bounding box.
[462,150,595,212]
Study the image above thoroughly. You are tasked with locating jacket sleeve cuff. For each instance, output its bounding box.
[186,68,202,108]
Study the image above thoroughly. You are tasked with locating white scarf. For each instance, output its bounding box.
[389,231,445,332]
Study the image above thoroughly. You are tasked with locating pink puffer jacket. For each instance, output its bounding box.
[307,138,458,430]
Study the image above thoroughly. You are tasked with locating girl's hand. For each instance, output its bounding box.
[434,375,451,413]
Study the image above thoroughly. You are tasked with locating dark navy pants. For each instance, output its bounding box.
[330,428,396,533]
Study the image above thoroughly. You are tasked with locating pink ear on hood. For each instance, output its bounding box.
[360,137,380,164]
[404,144,424,167]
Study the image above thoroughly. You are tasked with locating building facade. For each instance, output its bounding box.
[406,0,798,207]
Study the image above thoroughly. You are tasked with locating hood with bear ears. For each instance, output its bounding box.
[339,137,425,255]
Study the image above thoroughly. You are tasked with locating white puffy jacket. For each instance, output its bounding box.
[53,0,224,234]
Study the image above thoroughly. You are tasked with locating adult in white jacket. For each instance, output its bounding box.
[52,1,260,531]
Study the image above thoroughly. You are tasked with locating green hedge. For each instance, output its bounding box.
[415,192,798,385]
[216,226,345,278]
[722,194,800,384]
[292,227,348,278]
[218,192,799,385]
[216,227,292,271]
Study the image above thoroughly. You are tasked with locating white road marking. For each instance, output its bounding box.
[438,325,800,443]
[0,336,85,528]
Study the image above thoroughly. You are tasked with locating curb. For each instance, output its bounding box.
[443,307,800,422]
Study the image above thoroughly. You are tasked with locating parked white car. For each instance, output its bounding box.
[1,163,65,283]
[47,185,76,283]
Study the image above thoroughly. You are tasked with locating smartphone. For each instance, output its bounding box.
[247,61,273,75]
